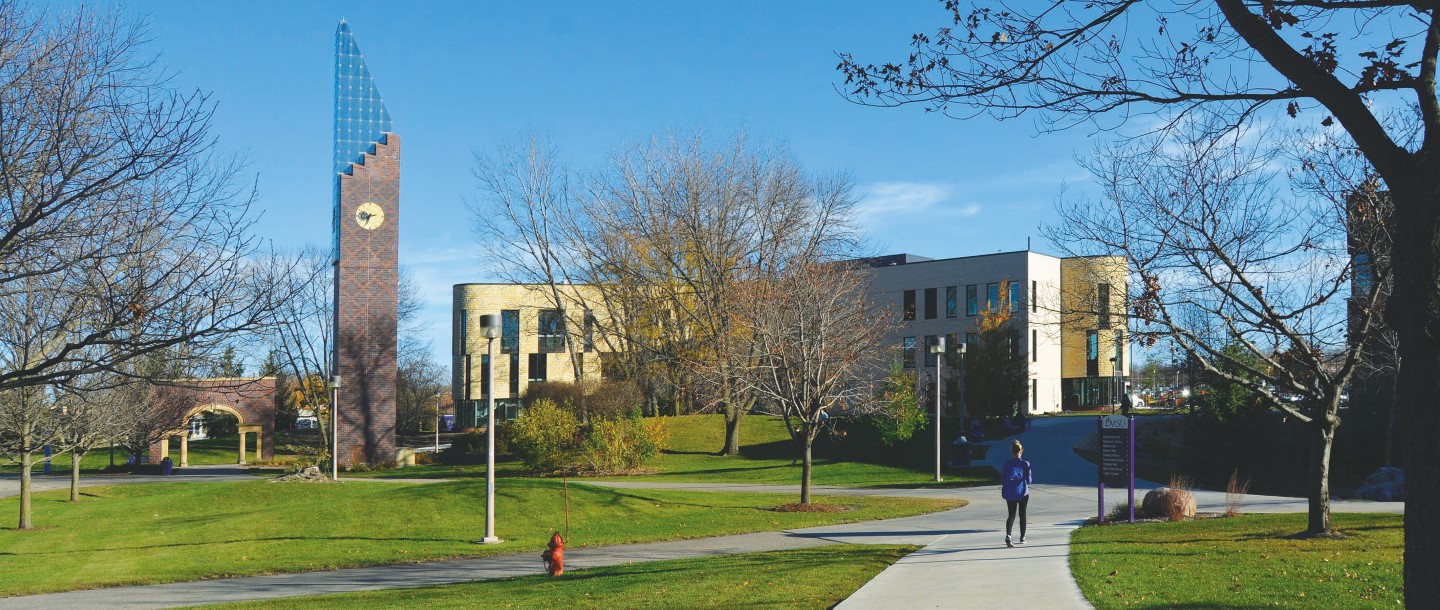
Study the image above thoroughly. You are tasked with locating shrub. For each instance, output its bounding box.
[438,430,489,465]
[584,380,643,420]
[1225,469,1251,517]
[580,415,668,473]
[506,398,581,472]
[523,382,583,411]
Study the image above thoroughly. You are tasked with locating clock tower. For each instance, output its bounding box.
[332,20,398,466]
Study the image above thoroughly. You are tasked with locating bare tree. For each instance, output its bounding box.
[730,262,892,504]
[573,130,863,455]
[267,248,336,472]
[1046,120,1387,535]
[54,375,125,502]
[0,4,293,529]
[839,2,1438,592]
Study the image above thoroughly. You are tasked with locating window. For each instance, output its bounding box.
[480,354,490,397]
[538,309,565,352]
[966,285,977,316]
[583,310,596,352]
[1007,331,1020,357]
[1114,330,1124,371]
[987,283,999,312]
[1031,280,1037,312]
[902,290,916,321]
[464,354,472,400]
[1098,283,1111,329]
[509,353,520,396]
[925,335,939,367]
[1032,329,1038,362]
[924,288,938,320]
[501,310,520,353]
[902,337,916,368]
[1086,330,1099,377]
[966,332,978,351]
[946,333,959,360]
[459,309,468,354]
[945,286,958,318]
[1032,379,1038,412]
[1009,282,1020,313]
[1355,253,1373,294]
[528,353,548,382]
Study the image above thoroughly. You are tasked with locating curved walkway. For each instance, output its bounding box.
[0,417,1404,609]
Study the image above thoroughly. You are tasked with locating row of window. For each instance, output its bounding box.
[459,308,598,355]
[462,352,554,401]
[901,332,1022,367]
[902,281,1036,321]
[1084,329,1125,377]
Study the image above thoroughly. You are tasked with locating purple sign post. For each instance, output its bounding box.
[1098,415,1135,524]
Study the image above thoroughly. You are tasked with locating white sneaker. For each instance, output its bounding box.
[1005,535,1014,548]
[1019,536,1027,544]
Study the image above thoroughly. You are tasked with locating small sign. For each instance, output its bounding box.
[1101,414,1129,429]
[1099,416,1133,490]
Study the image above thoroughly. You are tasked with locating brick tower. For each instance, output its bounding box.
[332,20,397,466]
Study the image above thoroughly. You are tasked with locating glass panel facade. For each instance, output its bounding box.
[987,283,999,312]
[1086,330,1099,377]
[945,286,957,318]
[501,310,519,353]
[966,285,977,316]
[538,309,565,352]
[333,21,394,253]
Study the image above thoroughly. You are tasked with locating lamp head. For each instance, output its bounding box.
[479,313,502,339]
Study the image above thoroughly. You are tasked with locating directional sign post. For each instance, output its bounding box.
[1098,415,1135,524]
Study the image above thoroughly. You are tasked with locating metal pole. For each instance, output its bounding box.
[934,337,944,482]
[434,393,441,453]
[331,378,340,481]
[483,336,500,543]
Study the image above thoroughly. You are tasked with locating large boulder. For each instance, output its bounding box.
[1353,466,1404,502]
[1141,487,1196,520]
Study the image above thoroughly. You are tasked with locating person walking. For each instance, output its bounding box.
[1002,439,1032,547]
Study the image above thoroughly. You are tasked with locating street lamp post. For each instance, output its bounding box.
[478,314,503,544]
[434,392,443,454]
[929,337,946,482]
[329,375,341,480]
[1109,357,1119,414]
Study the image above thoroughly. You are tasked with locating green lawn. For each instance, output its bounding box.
[2,433,316,474]
[0,478,962,597]
[1071,513,1403,609]
[359,415,997,488]
[201,545,917,609]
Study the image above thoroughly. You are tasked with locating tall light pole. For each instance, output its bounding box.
[929,337,946,482]
[329,375,341,480]
[434,392,443,454]
[1109,356,1119,414]
[478,314,503,544]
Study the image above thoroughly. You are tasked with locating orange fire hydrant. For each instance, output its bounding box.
[541,531,565,576]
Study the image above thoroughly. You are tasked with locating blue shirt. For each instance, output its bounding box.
[1001,457,1032,500]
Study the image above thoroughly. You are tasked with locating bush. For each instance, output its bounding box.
[581,415,668,473]
[506,398,582,472]
[438,431,489,465]
[585,380,643,420]
[523,382,583,411]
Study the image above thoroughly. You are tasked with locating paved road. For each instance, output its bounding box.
[0,417,1403,609]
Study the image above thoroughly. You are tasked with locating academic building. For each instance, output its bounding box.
[450,283,609,427]
[858,250,1129,414]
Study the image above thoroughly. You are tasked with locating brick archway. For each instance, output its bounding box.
[149,377,276,467]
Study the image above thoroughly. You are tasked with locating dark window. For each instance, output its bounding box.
[925,335,939,367]
[1006,331,1020,357]
[509,353,520,396]
[1355,253,1373,293]
[538,309,565,352]
[1031,280,1038,312]
[528,353,548,382]
[1098,283,1111,329]
[583,310,596,352]
[501,309,520,353]
[987,283,999,312]
[1086,331,1099,377]
[902,290,916,321]
[480,354,490,398]
[459,309,468,354]
[966,333,979,357]
[924,288,938,320]
[947,333,959,360]
[1114,330,1124,371]
[1009,282,1020,313]
[463,354,472,401]
[902,337,916,368]
[1032,379,1038,412]
[966,285,978,316]
[600,353,622,380]
[945,286,958,318]
[1031,329,1038,362]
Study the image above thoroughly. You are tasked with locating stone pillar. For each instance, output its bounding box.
[160,436,170,460]
[238,432,247,466]
[180,435,189,467]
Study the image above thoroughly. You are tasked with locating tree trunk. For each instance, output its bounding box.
[19,451,32,530]
[800,433,814,505]
[1385,359,1398,467]
[70,449,84,503]
[1307,423,1334,535]
[1386,184,1440,607]
[721,401,741,456]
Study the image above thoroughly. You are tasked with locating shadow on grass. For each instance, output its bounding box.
[0,534,478,556]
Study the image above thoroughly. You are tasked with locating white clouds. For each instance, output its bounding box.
[857,181,982,221]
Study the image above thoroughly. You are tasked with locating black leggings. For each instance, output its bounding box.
[1006,495,1029,537]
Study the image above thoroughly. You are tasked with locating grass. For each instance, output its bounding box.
[2,433,316,474]
[201,545,918,609]
[0,478,962,597]
[357,415,997,488]
[1070,512,1403,609]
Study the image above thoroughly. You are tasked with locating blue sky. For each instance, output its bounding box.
[129,1,1102,367]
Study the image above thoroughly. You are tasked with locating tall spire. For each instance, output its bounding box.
[333,21,392,177]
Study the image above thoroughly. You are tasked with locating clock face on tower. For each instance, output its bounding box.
[355,201,385,230]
